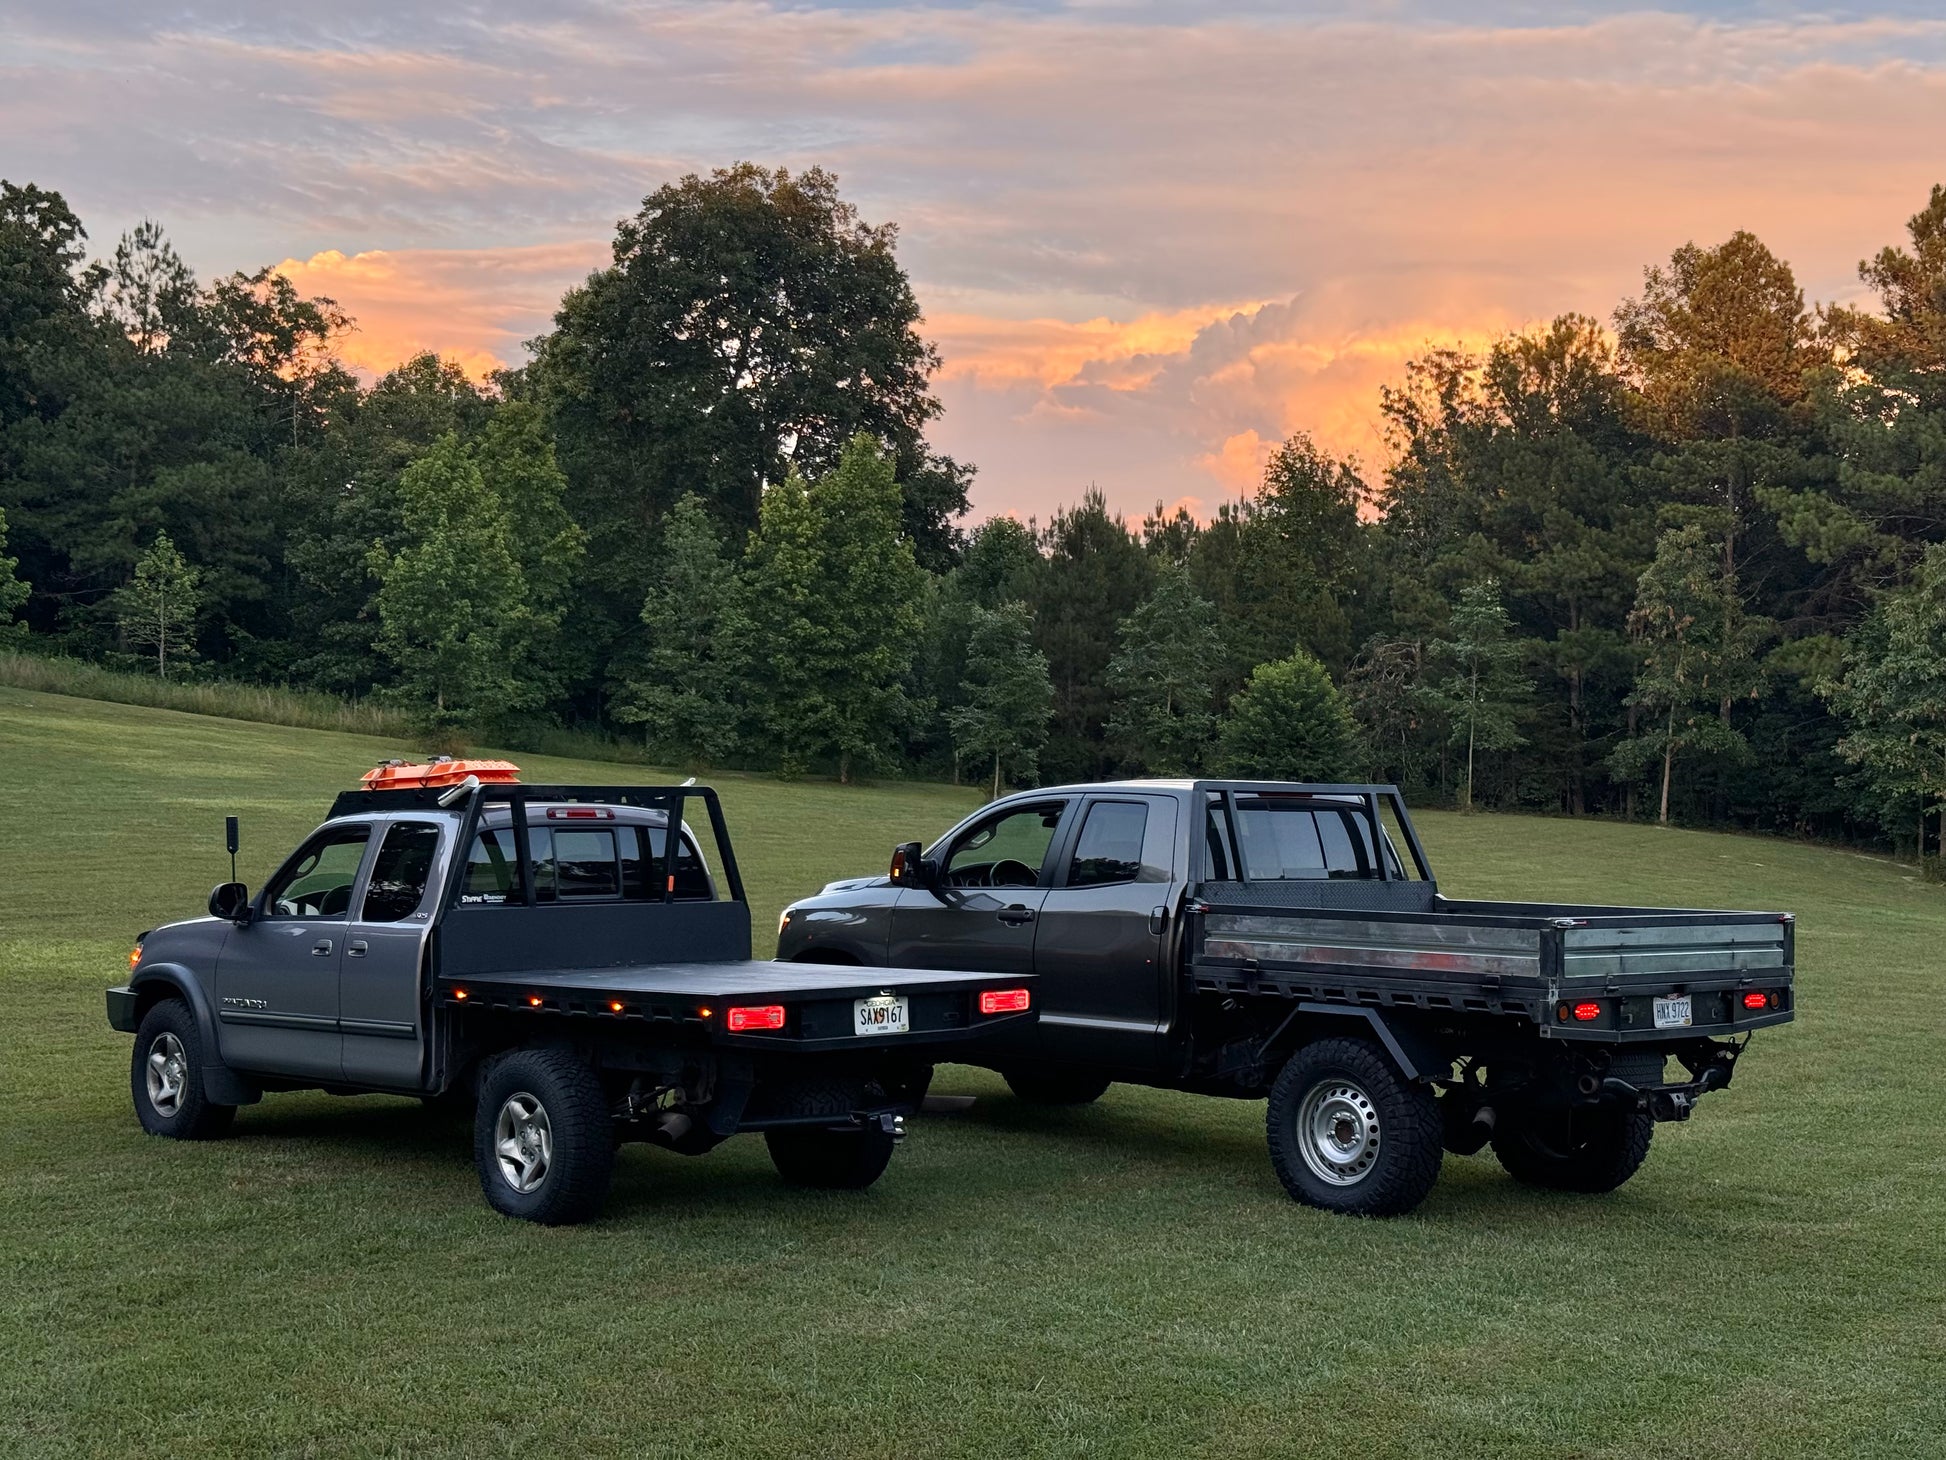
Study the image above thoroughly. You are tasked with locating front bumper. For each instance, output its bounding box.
[106,986,139,1033]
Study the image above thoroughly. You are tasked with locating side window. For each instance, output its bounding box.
[362,822,441,923]
[265,825,371,919]
[1205,795,1387,881]
[461,828,520,905]
[1067,801,1149,887]
[943,801,1066,889]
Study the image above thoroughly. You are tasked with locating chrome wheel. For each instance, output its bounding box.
[145,1031,188,1117]
[1296,1078,1381,1187]
[493,1092,553,1194]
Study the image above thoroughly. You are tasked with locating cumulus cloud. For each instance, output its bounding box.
[7,2,1945,518]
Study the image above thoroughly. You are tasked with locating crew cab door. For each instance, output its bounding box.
[340,819,445,1089]
[887,797,1073,973]
[1027,794,1179,1069]
[215,822,373,1081]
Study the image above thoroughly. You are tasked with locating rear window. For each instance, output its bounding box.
[1067,801,1149,887]
[459,823,711,905]
[1205,795,1394,881]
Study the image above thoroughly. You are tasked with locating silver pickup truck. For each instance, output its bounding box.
[108,772,1036,1224]
[778,779,1795,1217]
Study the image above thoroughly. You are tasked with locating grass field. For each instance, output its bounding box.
[4,686,1943,1459]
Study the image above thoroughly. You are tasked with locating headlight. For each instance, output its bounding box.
[778,909,793,936]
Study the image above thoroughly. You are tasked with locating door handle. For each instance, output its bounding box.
[997,905,1036,926]
[311,939,334,956]
[346,940,368,957]
[1149,906,1168,936]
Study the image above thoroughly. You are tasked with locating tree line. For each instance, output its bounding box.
[5,168,1946,854]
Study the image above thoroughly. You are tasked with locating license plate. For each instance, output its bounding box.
[1653,994,1693,1029]
[854,994,909,1036]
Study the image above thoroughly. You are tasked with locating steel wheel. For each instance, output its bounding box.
[145,1031,188,1117]
[1296,1078,1382,1187]
[493,1091,553,1194]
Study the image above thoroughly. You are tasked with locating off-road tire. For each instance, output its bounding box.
[764,1081,897,1190]
[1266,1037,1443,1217]
[1002,1068,1112,1107]
[474,1048,615,1225]
[1491,1106,1653,1194]
[131,999,237,1140]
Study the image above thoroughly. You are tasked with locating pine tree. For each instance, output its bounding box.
[1105,564,1223,774]
[732,436,927,781]
[1217,649,1360,782]
[475,400,587,702]
[948,602,1053,799]
[112,531,201,678]
[1422,579,1531,810]
[611,493,742,766]
[368,435,533,731]
[1609,525,1763,823]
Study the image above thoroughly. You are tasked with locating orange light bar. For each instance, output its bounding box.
[979,988,1031,1015]
[726,1004,785,1032]
[1572,1001,1601,1022]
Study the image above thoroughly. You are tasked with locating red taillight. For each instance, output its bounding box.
[545,807,614,820]
[1742,991,1769,1010]
[726,1004,785,1032]
[979,988,1031,1015]
[1572,1001,1601,1022]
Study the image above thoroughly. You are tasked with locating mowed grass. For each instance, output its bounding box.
[2,687,1943,1460]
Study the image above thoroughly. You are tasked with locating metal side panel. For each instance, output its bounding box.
[1200,913,1543,981]
[1560,922,1789,979]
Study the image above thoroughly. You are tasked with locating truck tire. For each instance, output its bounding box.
[764,1082,897,1190]
[1266,1038,1443,1218]
[474,1049,615,1225]
[1002,1068,1112,1106]
[1491,1107,1653,1194]
[131,999,237,1141]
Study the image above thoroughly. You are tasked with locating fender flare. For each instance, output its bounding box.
[129,966,261,1106]
[1294,1002,1445,1084]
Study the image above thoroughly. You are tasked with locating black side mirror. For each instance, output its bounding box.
[889,842,927,887]
[209,882,251,923]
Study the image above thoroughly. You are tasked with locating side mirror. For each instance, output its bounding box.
[889,841,927,887]
[209,882,251,923]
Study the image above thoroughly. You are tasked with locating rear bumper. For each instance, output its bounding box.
[106,986,139,1033]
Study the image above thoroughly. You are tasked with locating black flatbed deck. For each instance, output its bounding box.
[435,961,1034,1052]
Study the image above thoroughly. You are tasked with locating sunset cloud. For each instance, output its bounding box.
[11,2,1942,521]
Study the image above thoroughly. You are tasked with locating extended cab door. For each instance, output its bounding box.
[887,797,1073,973]
[215,821,373,1081]
[339,819,446,1089]
[1027,794,1180,1069]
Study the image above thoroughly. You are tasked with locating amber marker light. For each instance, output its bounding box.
[609,1001,625,1013]
[527,996,543,1008]
[452,988,468,1001]
[127,945,142,973]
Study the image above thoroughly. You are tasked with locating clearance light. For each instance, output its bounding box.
[545,806,614,820]
[697,1006,712,1019]
[726,1004,785,1032]
[609,1001,626,1014]
[1572,1001,1602,1022]
[527,996,544,1008]
[1742,991,1770,1010]
[979,988,1032,1015]
[452,988,468,1001]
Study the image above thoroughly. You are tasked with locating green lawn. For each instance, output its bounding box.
[3,687,1942,1459]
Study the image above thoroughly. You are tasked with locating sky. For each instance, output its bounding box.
[5,1,1946,524]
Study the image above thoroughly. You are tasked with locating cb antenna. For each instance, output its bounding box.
[225,815,239,884]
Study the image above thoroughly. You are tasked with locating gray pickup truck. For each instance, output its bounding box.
[108,775,1036,1224]
[777,779,1796,1217]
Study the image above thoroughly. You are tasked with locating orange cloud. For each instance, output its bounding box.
[269,242,605,381]
[929,301,1270,391]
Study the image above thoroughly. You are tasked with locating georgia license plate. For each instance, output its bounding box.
[1653,994,1693,1029]
[854,994,910,1036]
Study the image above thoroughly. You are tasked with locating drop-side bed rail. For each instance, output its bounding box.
[1187,894,1795,1042]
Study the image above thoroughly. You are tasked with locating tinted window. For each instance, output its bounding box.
[619,826,712,902]
[550,829,620,900]
[944,802,1065,888]
[266,825,371,918]
[363,822,441,922]
[1068,801,1149,887]
[1206,796,1384,881]
[461,828,520,904]
[460,822,712,905]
